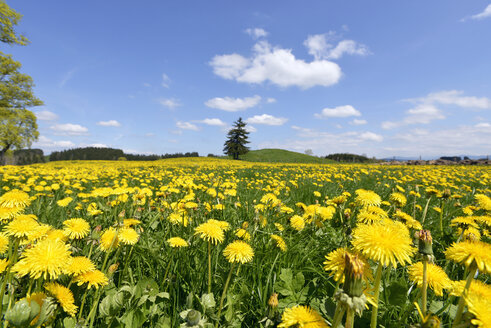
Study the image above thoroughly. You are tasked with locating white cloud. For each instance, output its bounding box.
[475,122,491,128]
[205,95,261,112]
[314,105,361,118]
[59,68,77,87]
[406,90,491,110]
[266,97,276,103]
[88,143,108,148]
[245,28,268,39]
[304,34,370,60]
[198,118,227,126]
[162,73,171,88]
[159,98,181,109]
[359,131,383,142]
[462,4,491,21]
[50,123,89,136]
[246,114,288,126]
[35,110,58,121]
[382,104,445,129]
[176,121,199,131]
[350,119,367,125]
[210,40,342,89]
[97,120,121,127]
[246,125,257,133]
[34,136,75,148]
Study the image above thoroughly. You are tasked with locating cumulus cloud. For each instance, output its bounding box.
[245,28,268,39]
[359,131,383,142]
[475,122,491,128]
[50,123,89,136]
[34,136,75,148]
[176,121,199,131]
[350,119,367,125]
[266,97,276,103]
[407,90,491,109]
[382,104,445,129]
[246,114,288,126]
[314,105,362,118]
[462,4,491,21]
[162,73,171,88]
[205,95,261,112]
[97,120,121,127]
[210,40,342,89]
[35,110,58,121]
[304,34,370,60]
[159,98,181,109]
[246,125,257,133]
[88,143,108,148]
[198,118,227,126]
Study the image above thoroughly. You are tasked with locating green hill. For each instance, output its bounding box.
[237,149,335,164]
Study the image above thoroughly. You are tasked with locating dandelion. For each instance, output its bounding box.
[290,215,305,231]
[323,248,372,283]
[235,228,251,241]
[278,305,328,328]
[63,218,90,239]
[465,295,491,328]
[118,227,139,245]
[475,194,491,211]
[271,234,287,252]
[355,189,381,207]
[445,240,491,274]
[0,259,8,273]
[223,240,254,264]
[13,239,71,279]
[390,192,407,207]
[167,237,188,248]
[4,214,40,239]
[67,256,96,276]
[74,269,109,289]
[0,206,22,221]
[0,189,31,209]
[194,221,224,245]
[45,282,77,316]
[99,227,119,251]
[408,262,451,296]
[0,233,8,253]
[57,197,73,207]
[123,218,141,227]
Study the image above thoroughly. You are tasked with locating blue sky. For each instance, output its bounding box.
[7,0,491,158]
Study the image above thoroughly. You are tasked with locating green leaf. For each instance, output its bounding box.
[201,293,216,309]
[387,280,408,307]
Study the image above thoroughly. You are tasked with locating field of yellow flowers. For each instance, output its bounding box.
[0,158,490,328]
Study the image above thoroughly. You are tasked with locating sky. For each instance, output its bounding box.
[6,0,491,158]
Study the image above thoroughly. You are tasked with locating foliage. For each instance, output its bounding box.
[0,2,42,160]
[223,117,250,160]
[325,153,374,163]
[49,147,199,161]
[0,148,45,165]
[241,148,336,164]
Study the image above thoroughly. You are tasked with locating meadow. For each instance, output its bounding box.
[0,158,490,328]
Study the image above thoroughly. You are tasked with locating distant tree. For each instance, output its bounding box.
[0,2,42,163]
[223,117,250,160]
[304,149,313,156]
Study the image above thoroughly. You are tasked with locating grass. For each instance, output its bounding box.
[235,148,336,164]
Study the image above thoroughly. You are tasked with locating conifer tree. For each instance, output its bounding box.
[223,117,250,160]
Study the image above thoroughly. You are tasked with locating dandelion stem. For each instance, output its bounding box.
[345,308,355,328]
[216,262,236,327]
[370,263,383,328]
[421,257,428,318]
[421,197,431,224]
[207,241,212,294]
[439,200,444,235]
[452,265,477,327]
[332,304,345,328]
[78,288,89,320]
[1,238,20,315]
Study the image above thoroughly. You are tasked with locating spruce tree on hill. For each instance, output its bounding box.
[223,117,250,160]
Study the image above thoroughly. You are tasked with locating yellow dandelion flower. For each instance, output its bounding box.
[0,258,8,273]
[465,294,491,328]
[194,221,224,244]
[63,218,90,239]
[450,279,491,299]
[0,206,22,222]
[355,189,381,207]
[445,241,491,274]
[278,305,328,328]
[0,233,8,253]
[45,282,77,316]
[118,227,139,245]
[408,262,451,296]
[235,228,251,241]
[167,237,188,248]
[46,229,68,242]
[4,214,40,239]
[390,192,407,207]
[67,256,96,276]
[123,218,141,227]
[207,219,230,231]
[13,239,71,279]
[323,247,372,283]
[316,206,336,221]
[74,269,109,289]
[0,189,31,209]
[56,197,73,207]
[99,227,119,251]
[223,240,254,264]
[290,215,305,231]
[394,211,422,230]
[275,223,284,231]
[313,191,321,197]
[450,216,479,230]
[270,234,287,252]
[475,194,491,211]
[351,219,415,268]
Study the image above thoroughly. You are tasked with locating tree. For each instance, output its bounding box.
[223,117,250,160]
[0,1,42,161]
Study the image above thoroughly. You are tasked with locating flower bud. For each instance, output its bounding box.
[268,293,278,308]
[186,309,201,326]
[418,230,433,256]
[343,253,364,297]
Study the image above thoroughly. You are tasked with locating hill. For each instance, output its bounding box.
[239,149,335,164]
